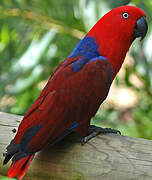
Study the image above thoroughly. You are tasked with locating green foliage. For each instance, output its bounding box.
[0,175,15,180]
[0,0,152,139]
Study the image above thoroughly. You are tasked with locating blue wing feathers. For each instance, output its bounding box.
[69,36,112,73]
[68,122,78,130]
[20,125,43,151]
[70,36,100,59]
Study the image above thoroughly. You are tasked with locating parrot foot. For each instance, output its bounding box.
[81,125,121,145]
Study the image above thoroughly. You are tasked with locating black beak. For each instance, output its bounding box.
[133,16,148,40]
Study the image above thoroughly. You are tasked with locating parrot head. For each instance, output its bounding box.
[88,5,148,78]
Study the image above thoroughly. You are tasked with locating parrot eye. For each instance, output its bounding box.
[122,12,129,19]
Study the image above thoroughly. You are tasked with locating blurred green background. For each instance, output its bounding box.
[0,0,152,141]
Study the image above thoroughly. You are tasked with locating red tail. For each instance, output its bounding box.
[8,154,34,180]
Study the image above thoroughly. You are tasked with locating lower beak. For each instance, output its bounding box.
[133,16,148,40]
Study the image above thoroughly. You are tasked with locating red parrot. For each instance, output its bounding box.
[3,5,147,180]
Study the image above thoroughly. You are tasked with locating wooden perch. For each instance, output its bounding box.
[1,112,152,180]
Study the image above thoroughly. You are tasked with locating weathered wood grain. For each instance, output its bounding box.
[0,112,152,180]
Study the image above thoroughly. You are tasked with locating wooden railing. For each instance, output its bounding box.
[0,112,152,180]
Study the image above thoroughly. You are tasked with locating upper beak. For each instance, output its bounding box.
[133,16,148,40]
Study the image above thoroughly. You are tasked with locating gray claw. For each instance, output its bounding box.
[81,126,121,145]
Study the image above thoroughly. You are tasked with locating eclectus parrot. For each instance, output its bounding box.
[3,5,148,180]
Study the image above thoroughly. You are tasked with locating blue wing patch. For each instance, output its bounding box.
[70,36,110,73]
[87,56,107,63]
[20,124,43,151]
[72,55,108,72]
[68,122,78,130]
[72,57,87,72]
[70,36,100,59]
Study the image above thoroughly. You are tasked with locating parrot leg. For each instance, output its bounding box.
[81,125,121,145]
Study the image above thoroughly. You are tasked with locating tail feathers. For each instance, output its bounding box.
[8,154,34,180]
[3,140,20,165]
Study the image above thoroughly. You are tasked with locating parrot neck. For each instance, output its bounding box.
[99,38,132,80]
[88,25,134,80]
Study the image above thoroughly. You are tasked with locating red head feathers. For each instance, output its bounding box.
[88,5,147,78]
